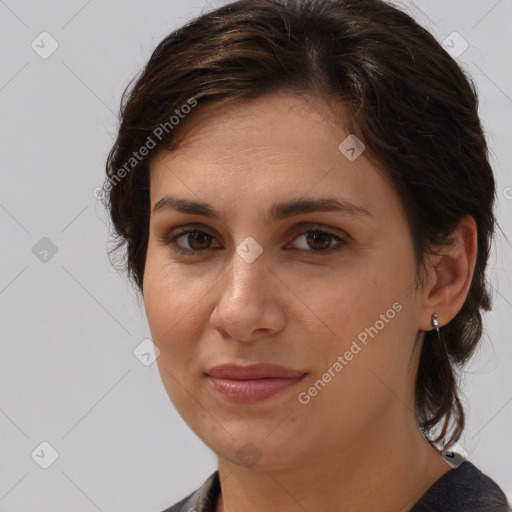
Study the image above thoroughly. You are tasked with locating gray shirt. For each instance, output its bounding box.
[161,461,510,512]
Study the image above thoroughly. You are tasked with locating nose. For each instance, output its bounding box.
[209,253,287,343]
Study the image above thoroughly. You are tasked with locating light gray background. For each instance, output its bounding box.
[1,0,511,510]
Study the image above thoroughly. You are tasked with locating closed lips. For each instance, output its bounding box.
[205,363,307,379]
[206,363,308,403]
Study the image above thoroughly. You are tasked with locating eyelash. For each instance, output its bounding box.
[160,225,348,257]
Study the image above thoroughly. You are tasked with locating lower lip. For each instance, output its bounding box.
[207,374,307,403]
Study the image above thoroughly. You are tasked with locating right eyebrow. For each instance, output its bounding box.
[153,195,219,218]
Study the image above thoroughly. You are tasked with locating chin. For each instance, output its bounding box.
[201,425,306,472]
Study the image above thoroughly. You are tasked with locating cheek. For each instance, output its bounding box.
[143,253,208,374]
[286,267,395,346]
[293,256,416,407]
[143,269,208,421]
[144,246,206,331]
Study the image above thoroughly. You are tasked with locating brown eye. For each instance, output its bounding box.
[162,228,221,255]
[186,231,212,250]
[305,230,332,250]
[285,227,348,255]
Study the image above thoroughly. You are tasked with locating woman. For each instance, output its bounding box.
[103,0,509,510]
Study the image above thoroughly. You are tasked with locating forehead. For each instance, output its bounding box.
[152,92,346,156]
[148,92,401,222]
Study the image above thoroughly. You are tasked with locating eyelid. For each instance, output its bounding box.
[284,224,348,254]
[287,222,348,241]
[159,225,221,255]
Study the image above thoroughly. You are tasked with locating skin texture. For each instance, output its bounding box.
[143,92,477,511]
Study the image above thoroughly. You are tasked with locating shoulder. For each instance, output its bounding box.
[159,471,220,512]
[410,461,510,512]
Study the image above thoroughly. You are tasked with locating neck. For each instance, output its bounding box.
[216,405,450,512]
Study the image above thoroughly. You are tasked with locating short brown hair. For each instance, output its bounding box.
[103,0,496,448]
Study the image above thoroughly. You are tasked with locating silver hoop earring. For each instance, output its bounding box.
[431,312,440,335]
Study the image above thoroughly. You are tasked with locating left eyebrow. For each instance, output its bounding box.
[152,195,372,222]
[268,197,372,221]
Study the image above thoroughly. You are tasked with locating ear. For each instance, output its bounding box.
[418,215,478,332]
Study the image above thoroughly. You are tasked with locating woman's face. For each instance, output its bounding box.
[144,92,428,470]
